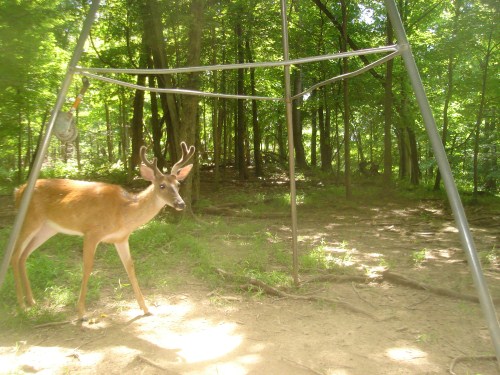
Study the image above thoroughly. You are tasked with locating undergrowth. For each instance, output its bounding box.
[0,175,498,329]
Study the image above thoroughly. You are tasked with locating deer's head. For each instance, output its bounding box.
[140,142,195,211]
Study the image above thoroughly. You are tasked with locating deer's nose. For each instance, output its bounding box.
[174,201,186,211]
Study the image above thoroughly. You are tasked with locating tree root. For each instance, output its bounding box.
[214,267,498,321]
[449,354,497,375]
[306,270,499,306]
[214,268,379,320]
[381,270,500,305]
[135,355,180,374]
[34,320,72,329]
[281,356,325,375]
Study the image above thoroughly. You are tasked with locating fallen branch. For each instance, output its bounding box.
[135,355,180,374]
[281,356,324,375]
[215,268,379,320]
[449,354,497,375]
[34,320,72,329]
[382,271,500,305]
[303,274,369,284]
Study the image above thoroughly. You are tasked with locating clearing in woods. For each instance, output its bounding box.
[0,171,498,374]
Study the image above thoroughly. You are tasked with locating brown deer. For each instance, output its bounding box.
[11,142,195,319]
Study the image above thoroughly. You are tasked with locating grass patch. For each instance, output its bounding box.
[300,239,355,273]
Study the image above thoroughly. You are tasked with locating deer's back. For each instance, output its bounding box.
[16,179,132,238]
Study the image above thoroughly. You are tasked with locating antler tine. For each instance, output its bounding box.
[171,141,195,176]
[140,146,162,176]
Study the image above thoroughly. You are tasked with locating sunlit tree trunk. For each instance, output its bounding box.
[434,0,460,190]
[292,69,307,169]
[473,28,493,197]
[181,0,205,208]
[235,21,248,180]
[340,0,351,199]
[383,17,394,185]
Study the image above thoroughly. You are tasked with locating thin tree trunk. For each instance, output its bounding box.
[235,21,248,179]
[383,17,394,184]
[130,74,146,171]
[340,0,351,199]
[311,91,317,167]
[181,0,204,208]
[246,37,263,177]
[473,28,493,197]
[104,101,113,162]
[434,0,460,190]
[292,69,307,169]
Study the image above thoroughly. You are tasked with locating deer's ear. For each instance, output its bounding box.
[176,164,193,181]
[140,163,155,181]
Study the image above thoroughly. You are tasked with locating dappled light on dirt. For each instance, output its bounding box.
[0,182,498,374]
[386,346,428,363]
[121,297,245,364]
[137,318,243,363]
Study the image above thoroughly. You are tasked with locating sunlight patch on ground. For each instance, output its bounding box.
[437,249,452,258]
[121,297,245,365]
[139,319,243,363]
[441,225,458,233]
[194,354,261,375]
[386,346,428,362]
[0,345,104,374]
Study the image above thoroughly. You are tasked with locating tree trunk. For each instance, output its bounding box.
[383,17,394,184]
[408,127,419,185]
[319,89,332,171]
[310,0,383,82]
[340,0,351,199]
[246,37,263,177]
[473,28,493,197]
[142,0,180,163]
[235,21,248,179]
[181,0,204,208]
[104,101,113,162]
[130,73,146,171]
[292,69,307,169]
[311,91,317,167]
[434,0,460,190]
[148,73,165,170]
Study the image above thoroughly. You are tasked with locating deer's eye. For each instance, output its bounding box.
[159,183,166,190]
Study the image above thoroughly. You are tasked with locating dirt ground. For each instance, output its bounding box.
[0,180,499,375]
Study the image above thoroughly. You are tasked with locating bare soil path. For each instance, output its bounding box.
[0,183,498,375]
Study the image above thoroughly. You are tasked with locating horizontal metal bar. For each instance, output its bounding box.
[78,72,284,101]
[292,51,401,100]
[75,45,399,75]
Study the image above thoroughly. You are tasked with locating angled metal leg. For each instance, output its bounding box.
[0,0,101,288]
[385,0,500,366]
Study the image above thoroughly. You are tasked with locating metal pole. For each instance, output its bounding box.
[280,0,299,285]
[0,0,101,288]
[75,45,399,75]
[385,0,500,366]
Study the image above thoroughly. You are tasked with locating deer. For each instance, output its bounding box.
[11,142,195,320]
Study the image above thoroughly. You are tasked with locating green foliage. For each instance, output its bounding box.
[0,0,497,194]
[300,239,354,273]
[411,248,428,267]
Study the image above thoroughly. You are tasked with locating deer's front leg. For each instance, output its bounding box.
[77,237,99,320]
[115,240,150,316]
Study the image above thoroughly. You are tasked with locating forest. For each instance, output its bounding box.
[0,1,499,374]
[0,0,497,199]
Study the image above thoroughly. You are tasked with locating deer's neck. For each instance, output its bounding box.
[124,185,164,229]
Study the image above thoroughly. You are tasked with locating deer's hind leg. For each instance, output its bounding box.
[77,236,99,320]
[12,221,57,308]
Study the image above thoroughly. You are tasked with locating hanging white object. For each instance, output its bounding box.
[53,77,90,143]
[54,111,78,142]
